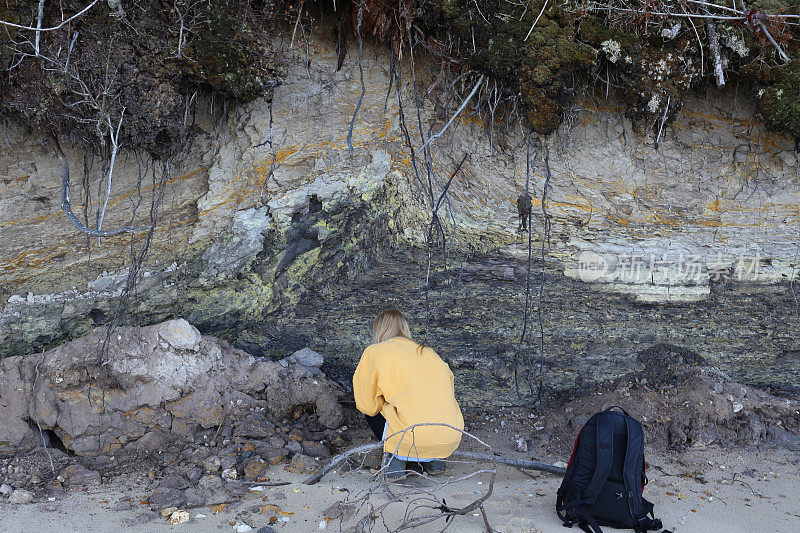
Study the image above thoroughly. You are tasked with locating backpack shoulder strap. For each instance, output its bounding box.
[582,413,614,503]
[622,417,662,532]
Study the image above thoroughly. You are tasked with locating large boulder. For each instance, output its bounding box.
[0,320,343,455]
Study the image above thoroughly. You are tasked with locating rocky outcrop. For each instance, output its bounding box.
[0,319,343,455]
[1,35,799,405]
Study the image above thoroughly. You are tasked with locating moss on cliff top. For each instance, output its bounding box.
[421,0,595,134]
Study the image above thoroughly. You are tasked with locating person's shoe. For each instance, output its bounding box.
[421,459,447,476]
[384,455,407,480]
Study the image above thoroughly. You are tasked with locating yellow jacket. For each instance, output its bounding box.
[353,337,463,459]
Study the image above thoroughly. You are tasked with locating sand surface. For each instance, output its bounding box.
[1,445,797,533]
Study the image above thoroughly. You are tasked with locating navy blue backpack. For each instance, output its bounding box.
[556,407,665,533]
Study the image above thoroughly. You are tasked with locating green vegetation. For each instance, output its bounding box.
[1,0,799,151]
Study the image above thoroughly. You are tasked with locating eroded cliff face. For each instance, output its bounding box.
[1,37,799,405]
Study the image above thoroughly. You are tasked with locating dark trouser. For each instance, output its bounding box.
[365,413,386,441]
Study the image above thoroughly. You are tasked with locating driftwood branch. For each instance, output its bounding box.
[454,451,566,475]
[306,423,567,533]
[303,443,566,485]
[310,424,502,532]
[303,441,381,485]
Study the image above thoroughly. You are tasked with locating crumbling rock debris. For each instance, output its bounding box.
[553,345,800,450]
[0,320,344,456]
[8,488,34,504]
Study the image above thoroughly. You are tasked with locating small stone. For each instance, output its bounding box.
[203,456,221,472]
[257,527,276,533]
[234,523,253,533]
[148,488,187,511]
[222,468,237,481]
[262,449,286,468]
[158,476,188,490]
[234,413,275,439]
[302,441,331,459]
[158,319,201,350]
[0,484,12,496]
[198,475,223,491]
[169,510,190,524]
[184,489,207,508]
[289,347,324,368]
[9,489,34,504]
[515,437,528,453]
[553,462,568,469]
[285,440,303,454]
[284,454,320,475]
[219,455,237,471]
[58,464,101,487]
[223,481,249,499]
[244,459,270,480]
[46,480,64,496]
[186,467,203,482]
[160,506,179,517]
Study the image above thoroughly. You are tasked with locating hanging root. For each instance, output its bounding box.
[705,17,725,88]
[346,0,366,159]
[53,135,151,237]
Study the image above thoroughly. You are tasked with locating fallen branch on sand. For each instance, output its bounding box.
[303,442,565,485]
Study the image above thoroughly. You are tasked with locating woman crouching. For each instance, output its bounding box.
[353,309,464,479]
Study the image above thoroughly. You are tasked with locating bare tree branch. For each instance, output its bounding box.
[0,1,99,32]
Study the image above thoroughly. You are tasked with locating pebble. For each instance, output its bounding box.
[198,475,224,491]
[515,437,528,453]
[203,456,222,472]
[234,523,253,532]
[169,510,190,524]
[222,468,237,481]
[0,484,12,496]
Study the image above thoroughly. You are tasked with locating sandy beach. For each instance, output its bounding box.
[2,437,797,533]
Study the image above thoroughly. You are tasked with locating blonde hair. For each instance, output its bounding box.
[372,309,412,344]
